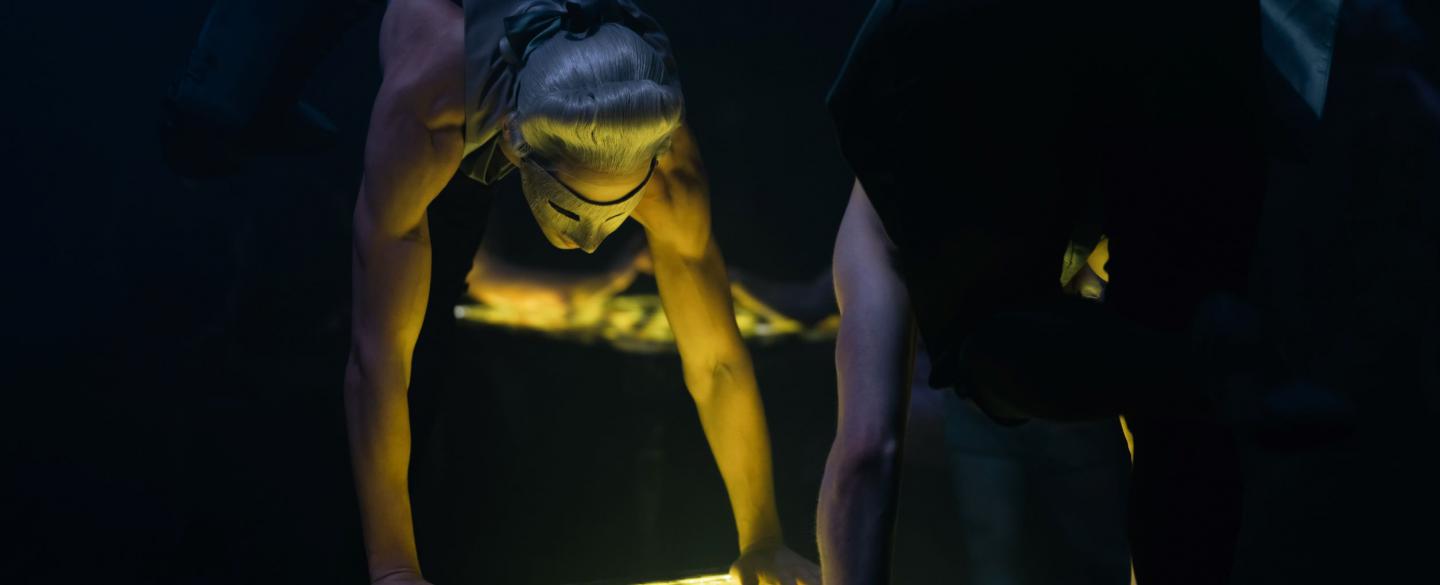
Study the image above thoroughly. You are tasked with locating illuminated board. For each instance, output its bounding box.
[456,293,837,353]
[628,574,733,585]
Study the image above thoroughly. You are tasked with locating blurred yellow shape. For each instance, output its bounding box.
[1087,238,1110,282]
[1120,415,1134,460]
[457,292,836,353]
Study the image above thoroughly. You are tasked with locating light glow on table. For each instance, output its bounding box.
[456,292,837,353]
[628,574,734,585]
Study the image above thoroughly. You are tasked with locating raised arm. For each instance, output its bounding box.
[817,180,915,585]
[343,1,463,583]
[634,125,819,585]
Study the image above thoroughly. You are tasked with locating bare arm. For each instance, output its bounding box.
[817,180,915,585]
[635,126,817,585]
[343,0,463,581]
[635,125,783,551]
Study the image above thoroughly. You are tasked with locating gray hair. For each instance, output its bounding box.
[510,23,684,174]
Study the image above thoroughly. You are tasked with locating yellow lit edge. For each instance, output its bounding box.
[628,574,734,585]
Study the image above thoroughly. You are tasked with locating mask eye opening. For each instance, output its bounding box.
[547,200,580,221]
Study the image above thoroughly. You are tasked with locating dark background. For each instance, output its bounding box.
[10,2,1440,584]
[5,1,967,583]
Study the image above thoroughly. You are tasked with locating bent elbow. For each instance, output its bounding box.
[682,359,730,407]
[680,347,753,405]
[344,337,408,397]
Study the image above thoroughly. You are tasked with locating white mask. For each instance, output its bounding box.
[517,155,655,253]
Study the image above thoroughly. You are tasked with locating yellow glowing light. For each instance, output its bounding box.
[456,292,837,353]
[628,574,734,585]
[1087,238,1111,282]
[1120,415,1134,460]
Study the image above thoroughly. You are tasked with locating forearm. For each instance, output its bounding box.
[818,179,915,585]
[639,129,790,555]
[344,355,421,579]
[817,322,912,585]
[818,449,901,585]
[345,3,464,577]
[688,356,785,552]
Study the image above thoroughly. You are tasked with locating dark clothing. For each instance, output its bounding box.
[423,0,680,428]
[828,1,1266,582]
[458,0,532,185]
[941,385,1132,585]
[414,3,678,578]
[424,0,680,428]
[409,174,495,457]
[828,0,1267,393]
[1236,1,1440,581]
[406,173,493,584]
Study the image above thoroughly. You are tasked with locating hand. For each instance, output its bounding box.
[730,545,822,585]
[370,570,433,585]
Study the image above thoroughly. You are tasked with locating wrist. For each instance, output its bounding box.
[365,545,421,582]
[369,566,422,584]
[739,521,785,554]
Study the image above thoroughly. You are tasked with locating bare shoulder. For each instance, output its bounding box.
[656,124,707,197]
[634,124,712,256]
[376,0,465,129]
[357,0,466,238]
